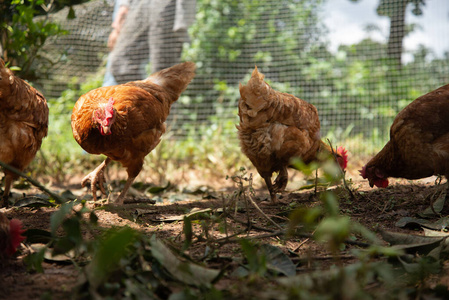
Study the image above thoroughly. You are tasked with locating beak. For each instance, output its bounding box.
[101,125,112,135]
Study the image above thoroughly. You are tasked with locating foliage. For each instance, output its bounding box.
[376,0,425,17]
[350,0,428,67]
[297,39,449,143]
[178,0,448,144]
[25,201,222,299]
[0,0,90,79]
[20,146,449,299]
[180,0,325,126]
[10,0,449,297]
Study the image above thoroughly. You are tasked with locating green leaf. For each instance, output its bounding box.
[146,182,171,194]
[314,216,351,247]
[290,157,319,177]
[24,245,46,273]
[150,235,220,287]
[67,7,76,19]
[53,236,76,255]
[278,261,396,298]
[89,211,98,225]
[287,206,323,234]
[62,217,82,245]
[61,190,78,201]
[239,239,267,277]
[50,202,75,234]
[321,191,340,217]
[86,227,140,289]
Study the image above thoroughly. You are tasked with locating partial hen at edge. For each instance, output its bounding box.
[0,59,49,207]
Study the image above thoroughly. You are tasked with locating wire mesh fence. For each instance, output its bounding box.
[32,0,449,154]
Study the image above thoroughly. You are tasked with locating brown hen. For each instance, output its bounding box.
[0,59,49,207]
[71,62,195,204]
[237,66,347,203]
[361,83,449,190]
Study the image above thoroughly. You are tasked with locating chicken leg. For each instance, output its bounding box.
[263,175,277,204]
[82,158,111,201]
[263,167,289,205]
[0,174,13,208]
[273,167,289,194]
[114,176,137,205]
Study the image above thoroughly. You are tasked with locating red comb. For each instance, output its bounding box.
[336,146,348,170]
[104,97,115,121]
[7,219,26,256]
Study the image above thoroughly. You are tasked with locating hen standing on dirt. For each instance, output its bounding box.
[71,62,196,204]
[0,59,49,208]
[361,83,449,190]
[237,66,347,203]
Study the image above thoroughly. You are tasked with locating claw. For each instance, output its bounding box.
[273,167,288,193]
[82,158,111,201]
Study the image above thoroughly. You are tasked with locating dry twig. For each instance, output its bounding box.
[0,160,67,204]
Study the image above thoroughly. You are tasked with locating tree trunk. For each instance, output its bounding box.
[386,0,408,68]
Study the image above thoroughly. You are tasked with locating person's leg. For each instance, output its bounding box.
[110,0,150,83]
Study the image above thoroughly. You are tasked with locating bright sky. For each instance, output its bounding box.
[322,0,449,62]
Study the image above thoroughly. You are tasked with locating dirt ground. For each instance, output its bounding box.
[1,166,449,299]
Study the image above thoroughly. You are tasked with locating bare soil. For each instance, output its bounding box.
[1,166,448,299]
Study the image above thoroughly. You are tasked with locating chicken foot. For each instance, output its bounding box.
[82,158,111,201]
[273,167,288,193]
[263,167,289,205]
[263,176,277,204]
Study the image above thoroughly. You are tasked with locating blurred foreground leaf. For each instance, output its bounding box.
[150,235,220,287]
[278,261,397,299]
[259,244,296,277]
[86,227,140,289]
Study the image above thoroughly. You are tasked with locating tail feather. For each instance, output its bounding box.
[146,62,196,99]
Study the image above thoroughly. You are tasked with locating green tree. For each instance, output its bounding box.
[182,0,325,124]
[349,0,425,68]
[377,0,425,67]
[0,0,88,80]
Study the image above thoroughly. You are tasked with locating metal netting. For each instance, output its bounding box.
[33,0,449,153]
